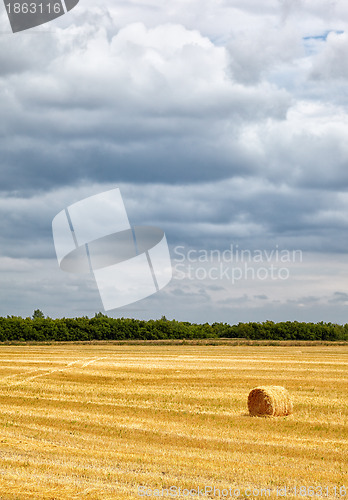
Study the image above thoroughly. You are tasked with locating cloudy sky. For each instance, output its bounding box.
[1,0,348,324]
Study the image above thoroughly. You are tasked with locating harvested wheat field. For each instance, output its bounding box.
[0,343,347,499]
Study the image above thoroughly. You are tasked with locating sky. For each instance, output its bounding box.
[1,0,348,324]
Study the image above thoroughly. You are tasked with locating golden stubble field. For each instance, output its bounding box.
[0,343,347,499]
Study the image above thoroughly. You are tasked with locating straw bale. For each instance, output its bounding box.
[248,386,293,417]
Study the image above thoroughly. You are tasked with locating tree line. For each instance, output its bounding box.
[0,311,346,342]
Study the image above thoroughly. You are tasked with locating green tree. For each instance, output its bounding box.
[32,309,45,319]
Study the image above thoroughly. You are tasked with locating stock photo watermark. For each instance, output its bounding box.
[138,484,346,498]
[3,0,79,32]
[173,245,303,284]
[52,188,172,311]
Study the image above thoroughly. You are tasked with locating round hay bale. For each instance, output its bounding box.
[248,386,293,417]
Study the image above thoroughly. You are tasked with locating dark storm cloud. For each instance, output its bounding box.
[0,135,256,190]
[329,292,348,304]
[0,20,292,192]
[1,7,347,197]
[120,179,348,253]
[1,176,348,265]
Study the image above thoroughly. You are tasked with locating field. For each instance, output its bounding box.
[0,343,347,499]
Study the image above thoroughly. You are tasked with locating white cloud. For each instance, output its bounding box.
[310,31,348,80]
[227,23,302,84]
[6,21,289,120]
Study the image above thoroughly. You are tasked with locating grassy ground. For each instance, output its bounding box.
[0,344,346,499]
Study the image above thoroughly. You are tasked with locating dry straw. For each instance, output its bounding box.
[248,386,293,417]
